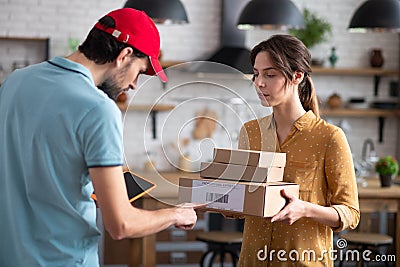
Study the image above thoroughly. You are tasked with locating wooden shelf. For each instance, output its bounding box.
[117,103,175,112]
[117,103,175,139]
[321,108,400,117]
[321,108,400,143]
[0,36,50,42]
[159,63,399,76]
[161,61,185,68]
[312,67,398,76]
[158,62,399,77]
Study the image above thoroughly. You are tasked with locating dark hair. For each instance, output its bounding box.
[250,34,319,117]
[79,15,147,64]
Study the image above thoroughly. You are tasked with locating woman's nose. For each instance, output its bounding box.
[255,76,265,88]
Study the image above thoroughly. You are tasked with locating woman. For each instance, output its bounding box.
[237,35,360,266]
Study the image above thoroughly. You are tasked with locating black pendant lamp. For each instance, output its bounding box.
[349,0,400,32]
[124,0,189,24]
[237,0,305,30]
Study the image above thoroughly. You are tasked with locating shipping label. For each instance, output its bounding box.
[191,180,245,212]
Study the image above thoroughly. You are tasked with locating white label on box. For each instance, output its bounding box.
[191,180,245,212]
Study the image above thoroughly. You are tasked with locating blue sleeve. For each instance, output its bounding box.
[77,102,124,168]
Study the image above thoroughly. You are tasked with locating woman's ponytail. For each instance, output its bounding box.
[299,75,319,118]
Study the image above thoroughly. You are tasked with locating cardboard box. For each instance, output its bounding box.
[200,161,284,182]
[179,177,299,218]
[213,148,286,168]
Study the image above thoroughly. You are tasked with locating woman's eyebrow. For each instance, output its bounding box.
[253,67,276,71]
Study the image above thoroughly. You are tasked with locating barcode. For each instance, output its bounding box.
[206,192,229,203]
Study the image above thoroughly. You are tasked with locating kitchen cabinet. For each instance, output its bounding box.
[103,212,207,267]
[155,215,207,266]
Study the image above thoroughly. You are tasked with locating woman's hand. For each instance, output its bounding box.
[270,189,341,228]
[270,189,307,225]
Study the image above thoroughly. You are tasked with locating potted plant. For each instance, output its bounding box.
[375,156,399,187]
[288,8,332,66]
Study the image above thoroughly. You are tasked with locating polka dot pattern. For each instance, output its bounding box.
[237,111,360,267]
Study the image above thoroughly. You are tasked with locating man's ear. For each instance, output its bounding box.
[292,71,304,85]
[115,47,133,67]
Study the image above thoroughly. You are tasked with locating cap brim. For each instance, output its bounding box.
[148,56,168,83]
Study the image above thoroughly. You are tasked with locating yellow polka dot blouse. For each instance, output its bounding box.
[237,111,360,267]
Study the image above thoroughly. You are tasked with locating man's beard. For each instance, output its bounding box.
[97,62,131,101]
[97,77,124,101]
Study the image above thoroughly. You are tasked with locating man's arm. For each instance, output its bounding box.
[90,166,198,240]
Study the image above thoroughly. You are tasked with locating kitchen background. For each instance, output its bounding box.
[1,0,399,175]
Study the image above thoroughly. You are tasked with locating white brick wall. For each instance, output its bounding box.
[246,0,399,69]
[157,0,221,60]
[1,0,399,171]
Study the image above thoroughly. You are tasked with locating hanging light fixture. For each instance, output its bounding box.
[237,0,305,30]
[348,0,400,32]
[124,0,189,25]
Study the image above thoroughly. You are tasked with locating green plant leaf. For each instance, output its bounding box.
[288,8,332,49]
[375,156,399,175]
[68,37,80,53]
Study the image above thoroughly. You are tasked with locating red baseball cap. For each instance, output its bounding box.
[94,8,168,82]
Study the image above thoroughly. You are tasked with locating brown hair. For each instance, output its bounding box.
[250,34,319,117]
[79,16,146,65]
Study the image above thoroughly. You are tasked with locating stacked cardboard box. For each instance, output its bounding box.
[200,148,286,183]
[178,148,299,217]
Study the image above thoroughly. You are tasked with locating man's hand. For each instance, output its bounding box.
[270,189,307,225]
[174,203,205,230]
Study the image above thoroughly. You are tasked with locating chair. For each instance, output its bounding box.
[338,232,392,267]
[196,231,243,267]
[196,213,243,267]
[338,211,393,267]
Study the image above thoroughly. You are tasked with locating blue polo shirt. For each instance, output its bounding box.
[0,57,123,266]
